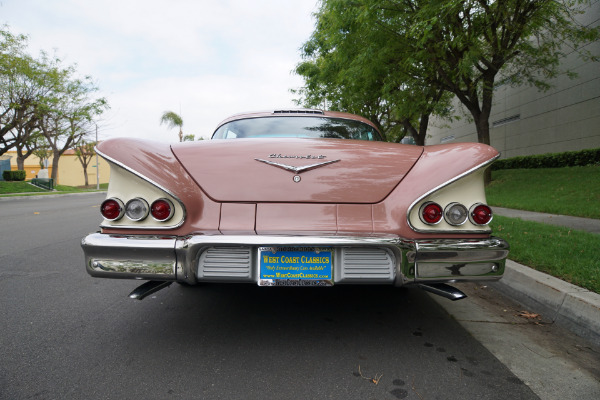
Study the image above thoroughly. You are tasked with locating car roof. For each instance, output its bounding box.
[213,109,381,133]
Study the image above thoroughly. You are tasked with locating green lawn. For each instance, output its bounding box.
[486,166,600,219]
[486,166,599,293]
[491,215,600,293]
[0,181,49,194]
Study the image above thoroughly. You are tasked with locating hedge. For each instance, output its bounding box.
[492,148,600,170]
[2,170,27,181]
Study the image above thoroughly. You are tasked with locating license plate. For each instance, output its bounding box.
[258,247,333,286]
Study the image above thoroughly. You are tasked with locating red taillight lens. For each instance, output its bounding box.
[470,204,493,225]
[101,198,124,221]
[420,202,443,225]
[151,199,174,221]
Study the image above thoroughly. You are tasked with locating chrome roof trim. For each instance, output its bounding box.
[406,154,499,234]
[96,147,187,231]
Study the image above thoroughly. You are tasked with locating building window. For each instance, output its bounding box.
[492,114,520,128]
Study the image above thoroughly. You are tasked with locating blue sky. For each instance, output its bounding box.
[1,0,319,141]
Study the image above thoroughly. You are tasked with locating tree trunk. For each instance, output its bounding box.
[16,155,25,171]
[50,151,61,182]
[472,77,495,184]
[402,119,426,146]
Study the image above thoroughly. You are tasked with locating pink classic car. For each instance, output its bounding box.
[81,110,508,300]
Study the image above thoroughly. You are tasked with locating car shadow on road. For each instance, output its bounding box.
[99,283,536,399]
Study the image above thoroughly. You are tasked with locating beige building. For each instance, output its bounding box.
[4,149,110,187]
[426,1,600,158]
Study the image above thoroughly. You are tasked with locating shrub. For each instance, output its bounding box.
[492,148,600,170]
[2,170,27,181]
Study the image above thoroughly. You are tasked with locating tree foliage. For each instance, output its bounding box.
[294,0,599,147]
[0,25,108,182]
[37,62,108,181]
[0,28,53,156]
[294,0,454,144]
[160,111,184,142]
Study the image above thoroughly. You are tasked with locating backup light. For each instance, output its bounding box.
[100,198,124,221]
[444,203,468,226]
[420,202,443,225]
[125,198,149,221]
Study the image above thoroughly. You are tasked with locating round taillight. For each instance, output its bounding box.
[470,203,493,225]
[151,198,174,221]
[101,198,124,221]
[125,198,149,221]
[419,202,443,225]
[444,202,468,226]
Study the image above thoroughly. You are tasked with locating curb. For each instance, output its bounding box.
[493,260,600,347]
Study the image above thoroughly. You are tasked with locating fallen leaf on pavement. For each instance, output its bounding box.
[517,310,541,319]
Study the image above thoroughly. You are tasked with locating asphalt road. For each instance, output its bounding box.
[0,193,539,399]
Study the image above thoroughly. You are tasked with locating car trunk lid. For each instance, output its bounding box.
[171,138,423,203]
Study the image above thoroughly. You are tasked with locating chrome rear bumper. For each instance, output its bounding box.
[81,233,509,286]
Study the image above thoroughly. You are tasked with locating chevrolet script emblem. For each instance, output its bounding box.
[254,158,340,183]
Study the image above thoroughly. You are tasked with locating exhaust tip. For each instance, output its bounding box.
[128,280,173,300]
[419,283,467,301]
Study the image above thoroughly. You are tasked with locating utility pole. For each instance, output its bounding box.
[95,124,99,190]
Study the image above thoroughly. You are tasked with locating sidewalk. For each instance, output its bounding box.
[492,207,600,346]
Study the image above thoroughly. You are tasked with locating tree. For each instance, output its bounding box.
[0,28,53,156]
[182,133,195,141]
[74,139,96,187]
[294,0,598,181]
[14,130,45,170]
[37,63,108,182]
[160,111,184,142]
[294,0,454,145]
[386,0,599,148]
[31,134,51,169]
[1,25,108,182]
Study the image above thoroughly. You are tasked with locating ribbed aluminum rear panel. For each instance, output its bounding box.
[197,246,253,281]
[196,246,395,284]
[337,248,395,283]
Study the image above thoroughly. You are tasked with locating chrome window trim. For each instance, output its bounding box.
[406,155,499,234]
[96,148,187,230]
[211,115,384,141]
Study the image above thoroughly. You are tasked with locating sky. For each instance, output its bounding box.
[1,0,320,141]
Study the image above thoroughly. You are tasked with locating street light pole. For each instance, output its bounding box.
[96,124,99,190]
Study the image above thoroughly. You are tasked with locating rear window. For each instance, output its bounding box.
[212,116,383,141]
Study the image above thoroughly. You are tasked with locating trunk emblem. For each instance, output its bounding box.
[254,158,341,174]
